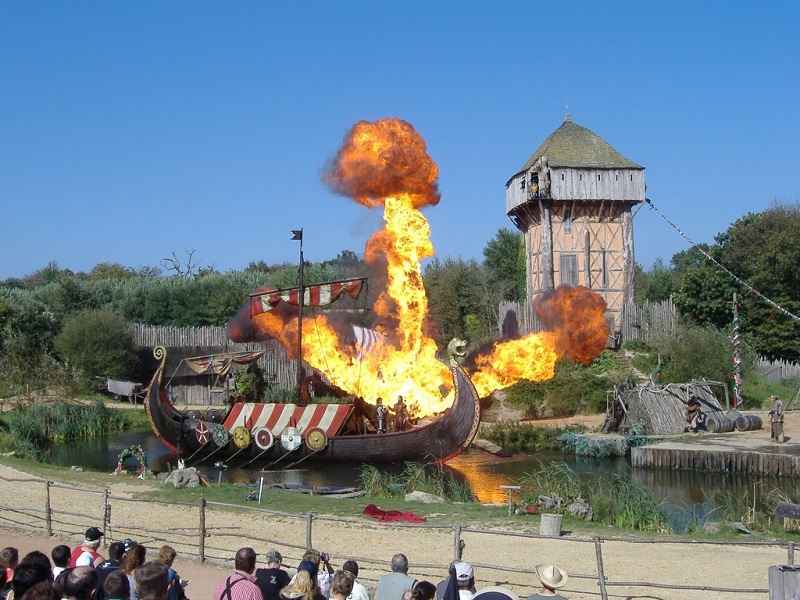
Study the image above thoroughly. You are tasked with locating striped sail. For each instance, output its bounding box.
[223,403,353,436]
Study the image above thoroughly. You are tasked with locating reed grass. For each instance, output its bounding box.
[357,462,473,502]
[517,461,673,533]
[5,399,129,460]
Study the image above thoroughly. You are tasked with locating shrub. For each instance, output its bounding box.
[505,361,610,417]
[54,309,139,387]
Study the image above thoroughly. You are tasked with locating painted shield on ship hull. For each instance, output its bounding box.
[253,427,274,451]
[194,421,211,445]
[281,427,302,451]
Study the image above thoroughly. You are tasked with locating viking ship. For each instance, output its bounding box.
[144,344,482,465]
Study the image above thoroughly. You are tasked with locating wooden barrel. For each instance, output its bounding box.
[735,414,763,431]
[707,415,734,433]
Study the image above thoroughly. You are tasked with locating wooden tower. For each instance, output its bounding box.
[505,113,645,342]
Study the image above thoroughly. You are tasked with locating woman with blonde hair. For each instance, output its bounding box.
[123,545,146,600]
[280,566,324,600]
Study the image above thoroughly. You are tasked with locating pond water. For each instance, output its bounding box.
[50,430,800,523]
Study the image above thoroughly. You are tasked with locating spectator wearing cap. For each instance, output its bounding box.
[375,554,417,600]
[51,546,71,580]
[96,542,127,600]
[255,550,291,600]
[212,548,261,600]
[70,528,105,568]
[527,565,568,600]
[341,561,368,600]
[279,563,324,600]
[454,563,475,600]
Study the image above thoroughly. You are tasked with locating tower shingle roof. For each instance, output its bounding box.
[518,114,643,172]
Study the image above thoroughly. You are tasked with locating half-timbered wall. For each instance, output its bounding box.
[524,201,630,332]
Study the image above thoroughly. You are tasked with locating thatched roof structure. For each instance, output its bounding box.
[619,380,727,435]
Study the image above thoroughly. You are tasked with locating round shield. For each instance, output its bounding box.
[194,421,211,445]
[305,427,328,452]
[253,427,275,451]
[205,409,223,424]
[232,426,251,449]
[281,426,302,451]
[211,424,230,447]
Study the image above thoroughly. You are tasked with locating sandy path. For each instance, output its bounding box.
[0,454,792,600]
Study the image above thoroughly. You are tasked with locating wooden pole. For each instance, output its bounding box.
[454,525,462,561]
[102,489,110,543]
[295,229,304,394]
[198,497,206,563]
[306,513,313,550]
[44,481,52,537]
[789,541,795,566]
[594,535,608,600]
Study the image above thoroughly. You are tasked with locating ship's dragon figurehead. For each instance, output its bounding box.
[448,338,467,368]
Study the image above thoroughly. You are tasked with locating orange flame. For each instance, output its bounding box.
[229,118,611,418]
[470,286,610,397]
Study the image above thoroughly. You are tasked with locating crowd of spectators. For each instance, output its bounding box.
[0,528,187,600]
[0,531,570,600]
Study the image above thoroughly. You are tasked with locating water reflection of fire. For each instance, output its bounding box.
[228,118,609,418]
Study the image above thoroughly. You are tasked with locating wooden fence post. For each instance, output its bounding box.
[306,513,313,550]
[454,525,462,561]
[102,489,110,542]
[593,536,608,600]
[44,481,52,537]
[199,497,206,563]
[789,541,795,566]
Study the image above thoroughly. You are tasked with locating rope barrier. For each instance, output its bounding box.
[645,198,800,322]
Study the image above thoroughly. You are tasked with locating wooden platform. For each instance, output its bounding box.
[631,419,800,477]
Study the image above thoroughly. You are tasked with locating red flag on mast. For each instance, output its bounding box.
[291,230,303,240]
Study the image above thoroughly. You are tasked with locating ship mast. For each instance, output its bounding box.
[291,229,304,393]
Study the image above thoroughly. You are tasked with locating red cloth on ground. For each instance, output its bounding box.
[363,503,427,523]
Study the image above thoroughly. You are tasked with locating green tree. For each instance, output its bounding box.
[482,228,525,301]
[424,256,501,349]
[673,201,800,361]
[89,262,135,280]
[54,308,139,384]
[635,258,677,304]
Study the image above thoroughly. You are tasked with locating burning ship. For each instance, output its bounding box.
[144,118,611,466]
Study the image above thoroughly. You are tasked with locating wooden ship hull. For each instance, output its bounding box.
[144,346,482,464]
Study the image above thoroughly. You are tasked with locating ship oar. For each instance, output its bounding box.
[241,448,269,467]
[185,443,211,465]
[261,447,300,471]
[192,442,226,466]
[282,448,322,470]
[225,445,249,463]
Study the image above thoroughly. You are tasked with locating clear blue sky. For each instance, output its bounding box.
[1,1,798,280]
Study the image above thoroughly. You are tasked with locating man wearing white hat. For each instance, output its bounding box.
[526,565,568,600]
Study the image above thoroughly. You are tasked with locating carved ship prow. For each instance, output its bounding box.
[144,346,482,464]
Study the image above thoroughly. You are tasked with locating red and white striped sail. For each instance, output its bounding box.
[250,279,365,316]
[223,402,353,437]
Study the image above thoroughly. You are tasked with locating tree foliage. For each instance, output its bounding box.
[673,201,800,361]
[482,228,525,301]
[423,256,501,349]
[54,309,139,383]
